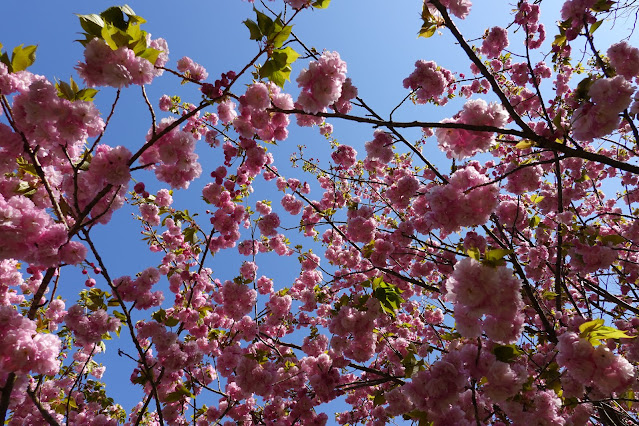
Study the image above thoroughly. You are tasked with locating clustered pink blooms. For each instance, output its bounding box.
[0,306,62,376]
[331,144,358,169]
[176,56,208,81]
[114,268,164,309]
[296,51,355,114]
[0,193,86,267]
[234,82,293,141]
[572,75,635,140]
[0,260,24,306]
[446,258,524,343]
[140,118,202,189]
[364,130,394,164]
[284,0,312,9]
[417,165,499,235]
[77,37,169,88]
[608,41,639,80]
[436,99,509,159]
[402,60,455,105]
[432,0,472,19]
[560,0,597,41]
[504,163,543,194]
[481,26,509,59]
[11,79,104,159]
[557,331,635,395]
[65,305,121,348]
[514,1,545,49]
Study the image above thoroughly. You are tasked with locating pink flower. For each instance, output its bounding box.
[177,56,208,81]
[608,41,639,80]
[403,60,455,105]
[365,130,394,163]
[296,51,349,114]
[436,99,508,159]
[481,27,509,59]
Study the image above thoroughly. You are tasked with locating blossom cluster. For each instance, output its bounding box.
[77,37,169,88]
[445,258,524,343]
[435,99,509,159]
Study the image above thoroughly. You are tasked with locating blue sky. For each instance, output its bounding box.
[2,0,635,422]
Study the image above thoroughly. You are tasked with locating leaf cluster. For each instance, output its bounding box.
[76,5,161,65]
[579,319,635,346]
[55,76,98,102]
[244,9,300,87]
[0,42,37,73]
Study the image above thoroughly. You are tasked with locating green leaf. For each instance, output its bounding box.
[598,234,626,246]
[485,249,512,263]
[418,3,441,39]
[255,9,275,37]
[371,277,404,318]
[372,393,386,406]
[56,80,76,101]
[77,14,105,38]
[467,247,481,261]
[260,61,291,87]
[70,76,79,93]
[591,0,614,12]
[312,0,331,8]
[577,319,635,346]
[492,344,523,363]
[529,194,544,204]
[164,384,194,403]
[273,46,299,65]
[579,318,604,335]
[418,24,437,39]
[101,25,120,49]
[515,140,533,150]
[126,22,143,41]
[138,47,161,65]
[244,19,263,40]
[575,76,594,101]
[589,326,635,343]
[552,33,567,48]
[100,6,129,30]
[11,44,37,72]
[529,215,541,228]
[589,20,603,34]
[76,88,99,101]
[270,24,292,48]
[164,316,180,327]
[152,309,167,323]
[0,51,10,71]
[113,310,127,323]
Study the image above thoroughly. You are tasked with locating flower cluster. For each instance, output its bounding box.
[234,82,293,141]
[77,37,168,88]
[418,165,499,236]
[296,51,352,114]
[557,331,635,395]
[140,118,202,189]
[445,258,524,343]
[572,75,635,140]
[403,60,455,105]
[435,99,508,159]
[0,306,61,376]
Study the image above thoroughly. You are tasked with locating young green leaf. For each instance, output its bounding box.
[244,19,263,40]
[312,0,331,8]
[255,9,275,37]
[270,24,292,48]
[11,44,37,72]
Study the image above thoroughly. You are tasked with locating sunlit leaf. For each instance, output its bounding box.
[11,44,37,72]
